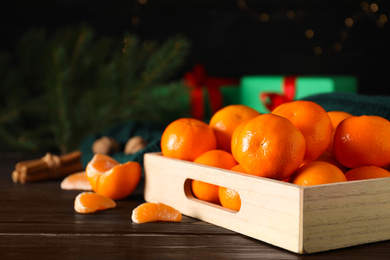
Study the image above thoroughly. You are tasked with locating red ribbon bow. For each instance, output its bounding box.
[260,76,297,112]
[184,64,239,120]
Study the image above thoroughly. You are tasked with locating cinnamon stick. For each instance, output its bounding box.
[12,151,84,184]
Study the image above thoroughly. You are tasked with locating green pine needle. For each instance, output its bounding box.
[0,24,191,153]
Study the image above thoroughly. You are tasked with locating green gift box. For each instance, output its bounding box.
[240,75,358,113]
[221,85,240,106]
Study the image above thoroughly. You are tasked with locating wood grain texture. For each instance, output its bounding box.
[144,153,302,252]
[1,152,390,259]
[302,178,390,253]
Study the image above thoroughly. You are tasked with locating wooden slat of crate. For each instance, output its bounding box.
[143,153,390,254]
[301,178,390,253]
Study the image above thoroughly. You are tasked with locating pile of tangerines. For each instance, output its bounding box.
[160,101,390,212]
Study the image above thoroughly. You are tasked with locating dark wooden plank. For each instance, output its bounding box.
[1,232,390,260]
[1,153,390,259]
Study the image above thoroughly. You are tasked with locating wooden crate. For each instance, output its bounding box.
[143,153,390,254]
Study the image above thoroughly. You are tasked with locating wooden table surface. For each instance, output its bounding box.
[1,153,390,260]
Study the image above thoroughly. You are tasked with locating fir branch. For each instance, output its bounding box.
[0,24,191,153]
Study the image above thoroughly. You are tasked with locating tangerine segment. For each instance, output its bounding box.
[272,100,332,164]
[218,186,241,211]
[333,115,390,168]
[161,118,216,161]
[290,161,347,186]
[209,105,260,152]
[235,114,305,180]
[131,202,182,224]
[345,166,390,181]
[86,154,142,200]
[60,171,92,190]
[74,192,116,214]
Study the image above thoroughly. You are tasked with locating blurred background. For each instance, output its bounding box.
[0,0,389,153]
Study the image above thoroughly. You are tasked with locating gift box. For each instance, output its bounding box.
[240,75,358,113]
[184,64,239,120]
[220,85,240,106]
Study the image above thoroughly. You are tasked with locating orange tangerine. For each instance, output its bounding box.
[272,100,332,164]
[314,152,348,173]
[231,120,249,162]
[326,111,353,153]
[230,164,246,174]
[193,149,237,169]
[218,187,241,211]
[86,154,141,200]
[209,104,260,152]
[290,161,347,186]
[191,149,237,204]
[333,115,390,168]
[161,118,217,161]
[234,114,305,180]
[345,166,390,181]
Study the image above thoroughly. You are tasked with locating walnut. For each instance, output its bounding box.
[92,136,120,155]
[124,136,148,155]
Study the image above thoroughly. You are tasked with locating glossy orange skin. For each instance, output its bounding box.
[229,164,246,174]
[235,114,306,180]
[313,151,348,173]
[193,149,238,169]
[191,180,220,204]
[209,105,260,152]
[345,166,390,181]
[161,118,217,161]
[86,154,141,200]
[333,115,390,168]
[290,161,347,186]
[231,120,249,162]
[328,111,354,129]
[326,111,353,153]
[191,150,238,204]
[272,100,332,164]
[218,186,241,211]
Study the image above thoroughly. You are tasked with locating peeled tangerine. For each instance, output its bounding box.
[74,192,116,214]
[60,171,92,190]
[131,202,182,224]
[86,154,142,200]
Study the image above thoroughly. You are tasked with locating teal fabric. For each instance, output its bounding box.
[80,93,390,173]
[80,120,167,169]
[302,93,390,120]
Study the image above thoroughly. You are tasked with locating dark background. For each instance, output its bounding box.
[1,0,389,95]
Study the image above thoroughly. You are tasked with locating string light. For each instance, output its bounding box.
[305,29,314,39]
[236,0,387,55]
[313,46,323,56]
[286,10,295,20]
[130,0,149,28]
[345,18,354,27]
[260,13,270,22]
[370,3,379,12]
